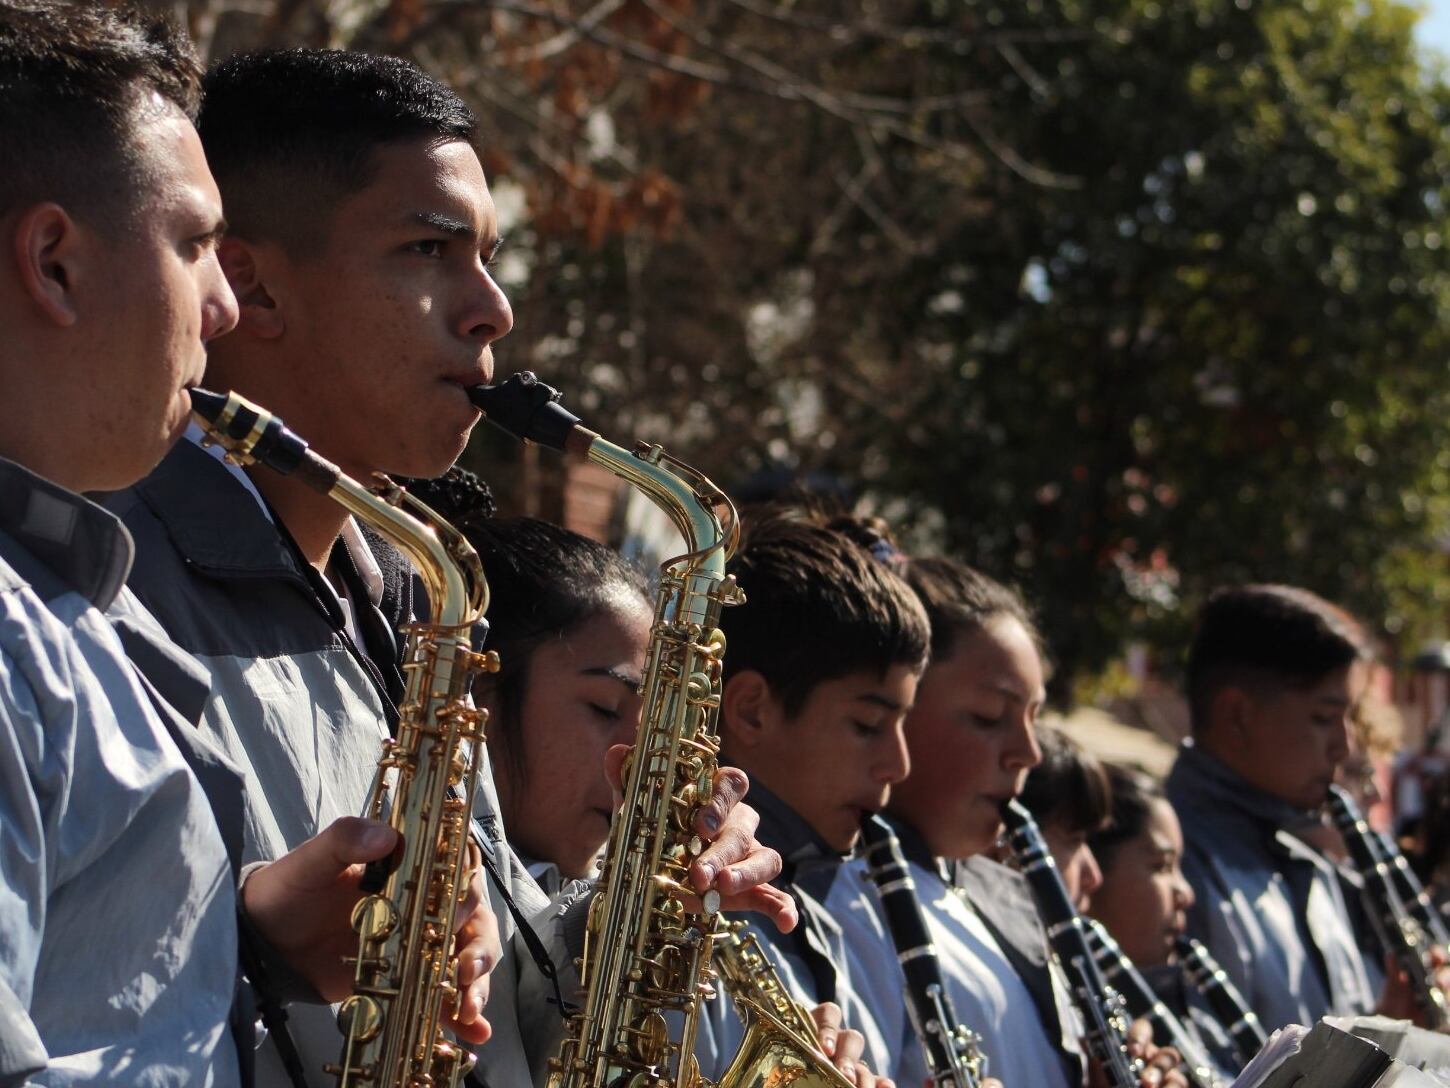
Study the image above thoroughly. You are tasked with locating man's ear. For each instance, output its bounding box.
[11,203,83,327]
[1213,685,1257,748]
[219,236,284,339]
[720,670,782,751]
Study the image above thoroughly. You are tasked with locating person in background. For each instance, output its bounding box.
[1165,584,1436,1030]
[1090,764,1239,1079]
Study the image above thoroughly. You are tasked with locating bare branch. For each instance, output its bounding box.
[496,0,627,63]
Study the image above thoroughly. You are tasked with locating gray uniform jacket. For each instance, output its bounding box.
[949,853,1085,1086]
[1166,742,1379,1033]
[106,441,579,1088]
[0,458,240,1086]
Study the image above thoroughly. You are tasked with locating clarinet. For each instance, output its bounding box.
[999,799,1140,1088]
[1325,784,1449,1030]
[1085,921,1225,1088]
[858,815,986,1088]
[1377,828,1450,949]
[1173,936,1267,1069]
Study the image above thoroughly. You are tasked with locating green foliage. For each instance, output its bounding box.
[179,0,1450,694]
[847,0,1450,691]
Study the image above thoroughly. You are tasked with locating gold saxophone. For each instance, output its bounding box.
[188,388,498,1088]
[712,919,856,1088]
[472,373,850,1088]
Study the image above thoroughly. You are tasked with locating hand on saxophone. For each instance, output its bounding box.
[810,1001,895,1088]
[604,746,798,933]
[240,815,502,1044]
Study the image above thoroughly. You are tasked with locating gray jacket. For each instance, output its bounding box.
[0,457,240,1086]
[1166,742,1378,1032]
[107,441,578,1088]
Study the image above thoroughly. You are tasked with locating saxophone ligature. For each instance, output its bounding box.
[472,371,748,1088]
[189,388,498,1088]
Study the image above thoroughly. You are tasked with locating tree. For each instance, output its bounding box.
[832,0,1450,690]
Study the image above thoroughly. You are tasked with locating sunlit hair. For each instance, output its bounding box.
[721,506,930,719]
[897,554,1045,667]
[200,47,477,254]
[0,0,201,226]
[1087,763,1163,874]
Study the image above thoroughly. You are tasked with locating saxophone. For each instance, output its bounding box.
[711,918,856,1088]
[471,372,742,1088]
[188,388,497,1088]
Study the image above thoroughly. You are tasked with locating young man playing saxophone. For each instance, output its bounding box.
[106,48,793,1087]
[0,5,500,1081]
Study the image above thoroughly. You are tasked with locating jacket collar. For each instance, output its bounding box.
[740,774,845,903]
[0,457,132,608]
[1168,740,1323,839]
[133,439,306,582]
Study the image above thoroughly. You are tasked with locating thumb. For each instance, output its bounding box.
[311,816,399,871]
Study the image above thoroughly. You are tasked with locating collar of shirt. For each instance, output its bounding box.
[1171,738,1324,840]
[736,774,846,904]
[0,456,132,608]
[186,423,382,611]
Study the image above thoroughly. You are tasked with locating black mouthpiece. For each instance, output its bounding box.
[188,386,310,478]
[467,372,582,452]
[187,387,229,425]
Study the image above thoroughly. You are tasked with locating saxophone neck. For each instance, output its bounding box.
[190,387,489,629]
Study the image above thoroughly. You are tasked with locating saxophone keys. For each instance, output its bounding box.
[352,894,400,940]
[337,994,386,1042]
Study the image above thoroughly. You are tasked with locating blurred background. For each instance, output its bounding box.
[161,0,1450,785]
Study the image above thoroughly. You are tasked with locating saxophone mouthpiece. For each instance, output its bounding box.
[468,371,594,454]
[189,387,337,491]
[187,386,229,424]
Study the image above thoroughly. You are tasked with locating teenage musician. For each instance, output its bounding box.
[0,5,484,1080]
[842,556,1186,1088]
[105,50,789,1087]
[1167,584,1450,1031]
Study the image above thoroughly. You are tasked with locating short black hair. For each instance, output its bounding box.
[199,48,478,253]
[720,510,930,720]
[0,0,201,225]
[1017,724,1111,835]
[899,555,1043,665]
[1088,763,1163,874]
[1186,584,1370,733]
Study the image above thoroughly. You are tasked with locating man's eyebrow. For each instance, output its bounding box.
[201,220,228,244]
[583,665,642,691]
[856,692,905,713]
[413,211,475,236]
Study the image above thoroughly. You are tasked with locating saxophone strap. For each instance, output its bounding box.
[478,845,578,1019]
